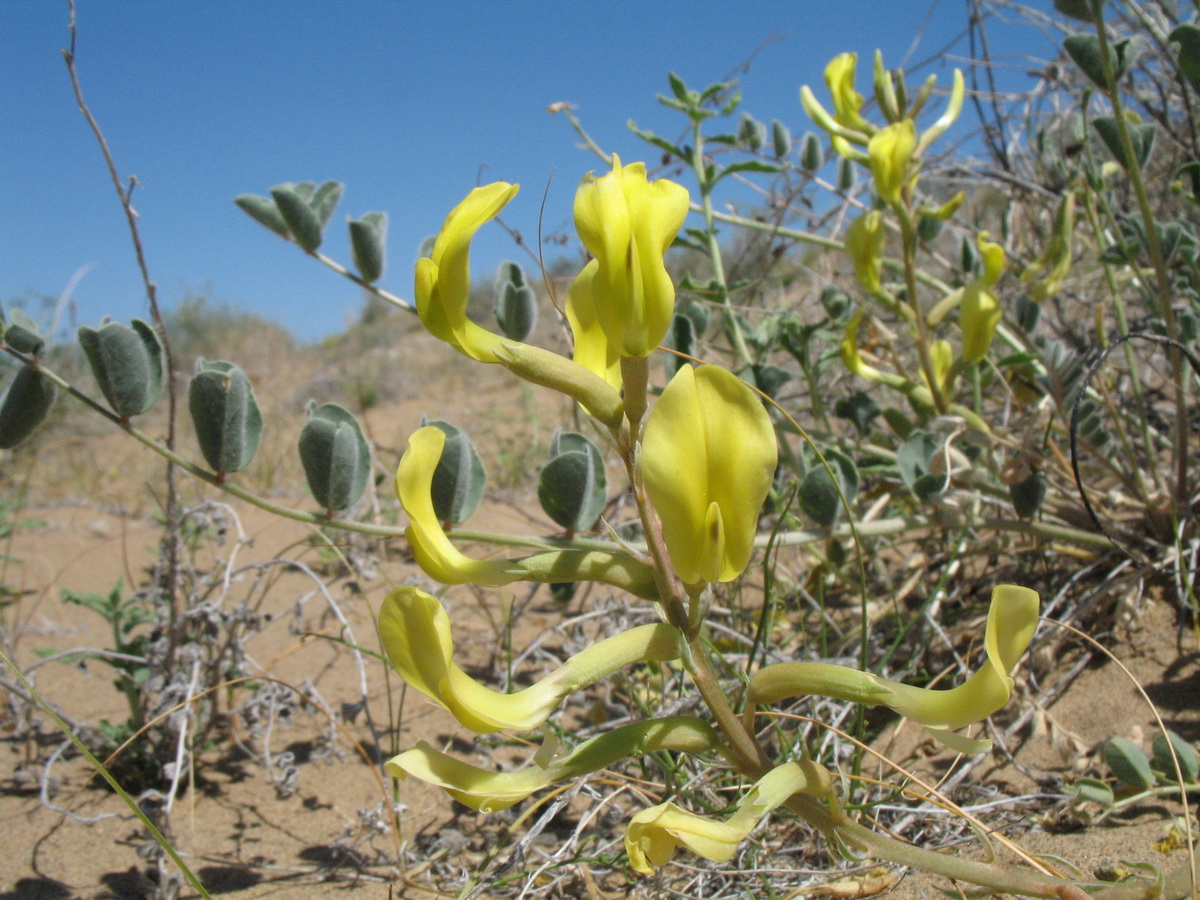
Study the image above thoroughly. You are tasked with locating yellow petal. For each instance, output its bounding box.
[916,68,965,155]
[959,234,1005,365]
[641,365,776,584]
[868,120,916,205]
[845,210,885,295]
[626,761,831,874]
[883,584,1039,731]
[746,585,1040,752]
[387,716,720,813]
[416,182,518,363]
[565,259,623,391]
[396,426,520,586]
[573,156,689,357]
[379,586,683,734]
[825,53,874,135]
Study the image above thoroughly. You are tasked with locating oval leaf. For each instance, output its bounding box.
[299,403,371,512]
[1105,736,1156,790]
[0,366,56,449]
[426,419,486,526]
[189,360,263,475]
[78,318,164,418]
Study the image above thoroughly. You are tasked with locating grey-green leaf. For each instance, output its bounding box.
[78,318,164,418]
[539,431,607,532]
[1104,736,1156,790]
[1151,730,1200,784]
[799,449,859,528]
[427,419,486,526]
[1063,33,1112,91]
[771,120,792,159]
[188,360,263,475]
[299,403,371,512]
[494,261,538,341]
[1065,777,1115,806]
[309,181,344,229]
[1170,24,1200,94]
[270,185,323,252]
[1009,468,1046,519]
[234,193,290,238]
[0,366,57,449]
[5,308,45,356]
[800,132,823,172]
[349,212,388,283]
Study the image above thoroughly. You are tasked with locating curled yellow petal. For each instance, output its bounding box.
[826,52,874,135]
[387,716,720,813]
[746,585,1040,752]
[379,586,682,733]
[868,120,916,206]
[396,426,657,593]
[396,425,520,587]
[1020,192,1074,303]
[641,365,777,585]
[915,68,965,155]
[626,761,832,874]
[573,156,689,357]
[416,183,517,363]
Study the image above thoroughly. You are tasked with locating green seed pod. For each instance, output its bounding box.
[771,119,792,159]
[837,156,854,191]
[538,429,607,532]
[0,366,57,449]
[424,418,486,526]
[189,360,263,476]
[493,261,538,341]
[4,308,45,356]
[299,402,371,513]
[77,318,164,419]
[234,193,290,238]
[270,184,324,252]
[348,211,388,283]
[800,132,823,172]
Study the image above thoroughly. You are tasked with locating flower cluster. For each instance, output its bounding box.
[377,153,1040,875]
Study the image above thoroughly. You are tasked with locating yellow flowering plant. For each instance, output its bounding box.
[372,152,1070,893]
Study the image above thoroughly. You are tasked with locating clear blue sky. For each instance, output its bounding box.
[3,1,1059,343]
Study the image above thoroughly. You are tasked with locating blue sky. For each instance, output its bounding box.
[3,1,1059,343]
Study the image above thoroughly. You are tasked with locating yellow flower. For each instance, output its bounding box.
[825,52,873,135]
[626,761,832,874]
[868,120,916,206]
[746,585,1039,753]
[565,259,622,391]
[1020,193,1074,303]
[960,233,1005,364]
[387,716,720,812]
[840,312,885,383]
[641,365,777,585]
[379,586,682,734]
[573,156,689,357]
[415,182,517,364]
[845,210,886,296]
[396,426,659,596]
